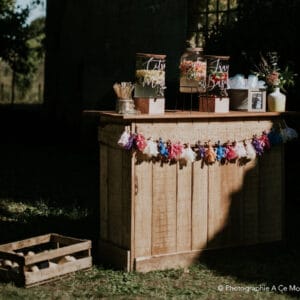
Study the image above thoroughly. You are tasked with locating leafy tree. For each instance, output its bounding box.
[0,0,44,101]
[15,16,45,97]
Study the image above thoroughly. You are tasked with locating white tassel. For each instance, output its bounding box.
[245,141,256,160]
[180,145,196,163]
[118,129,130,147]
[234,141,247,158]
[143,138,158,157]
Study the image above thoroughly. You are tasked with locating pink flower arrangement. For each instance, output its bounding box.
[253,52,297,92]
[179,60,206,81]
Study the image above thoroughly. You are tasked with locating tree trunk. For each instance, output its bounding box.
[11,69,15,104]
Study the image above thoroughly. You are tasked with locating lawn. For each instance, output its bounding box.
[1,242,300,299]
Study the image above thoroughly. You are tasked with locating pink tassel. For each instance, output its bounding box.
[168,141,183,160]
[259,131,271,150]
[225,143,238,162]
[135,133,147,151]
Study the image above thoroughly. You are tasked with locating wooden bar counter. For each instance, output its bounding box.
[95,110,289,272]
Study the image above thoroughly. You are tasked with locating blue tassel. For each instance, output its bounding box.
[268,129,283,146]
[216,141,226,161]
[158,138,169,158]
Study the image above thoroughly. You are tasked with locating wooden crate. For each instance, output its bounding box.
[199,95,229,112]
[134,97,165,114]
[0,233,92,287]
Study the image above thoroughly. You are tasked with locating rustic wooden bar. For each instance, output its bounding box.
[95,110,290,272]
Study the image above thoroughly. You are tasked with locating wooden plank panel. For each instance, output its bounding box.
[99,124,128,148]
[121,150,132,249]
[221,162,244,246]
[134,160,153,258]
[0,234,51,252]
[176,162,192,252]
[243,159,259,244]
[135,249,204,272]
[207,163,231,248]
[25,241,91,265]
[99,144,108,240]
[25,257,92,286]
[108,147,123,246]
[259,146,283,242]
[98,240,130,272]
[51,234,89,245]
[152,162,177,255]
[192,160,208,250]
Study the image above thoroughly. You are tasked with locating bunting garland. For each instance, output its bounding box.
[117,121,298,165]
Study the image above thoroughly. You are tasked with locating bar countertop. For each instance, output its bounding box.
[84,110,299,121]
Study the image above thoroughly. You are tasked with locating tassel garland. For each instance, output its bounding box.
[117,122,297,165]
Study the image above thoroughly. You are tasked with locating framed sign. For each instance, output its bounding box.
[248,90,266,112]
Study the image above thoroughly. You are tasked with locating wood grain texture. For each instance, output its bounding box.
[99,144,108,240]
[192,160,208,250]
[177,162,192,252]
[134,160,153,257]
[243,160,259,244]
[152,162,177,255]
[121,150,132,249]
[108,147,123,246]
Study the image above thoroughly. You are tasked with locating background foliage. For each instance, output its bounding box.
[0,0,45,103]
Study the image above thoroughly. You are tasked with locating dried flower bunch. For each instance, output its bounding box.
[135,69,166,96]
[135,69,165,89]
[113,82,134,100]
[253,52,297,92]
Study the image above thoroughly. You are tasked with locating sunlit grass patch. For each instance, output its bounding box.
[0,198,89,223]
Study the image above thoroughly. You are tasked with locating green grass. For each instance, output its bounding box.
[1,199,300,299]
[0,199,88,222]
[0,263,297,300]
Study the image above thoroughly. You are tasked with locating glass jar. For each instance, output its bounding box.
[134,53,166,98]
[205,55,230,96]
[179,47,207,93]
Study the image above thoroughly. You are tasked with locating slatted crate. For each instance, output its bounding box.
[0,233,92,287]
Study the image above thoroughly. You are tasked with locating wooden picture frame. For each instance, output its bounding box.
[248,90,266,112]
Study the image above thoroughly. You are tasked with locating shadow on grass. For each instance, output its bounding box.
[198,243,300,297]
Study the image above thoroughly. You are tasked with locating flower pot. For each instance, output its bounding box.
[267,87,286,112]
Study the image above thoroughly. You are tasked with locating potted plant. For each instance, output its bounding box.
[253,52,297,112]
